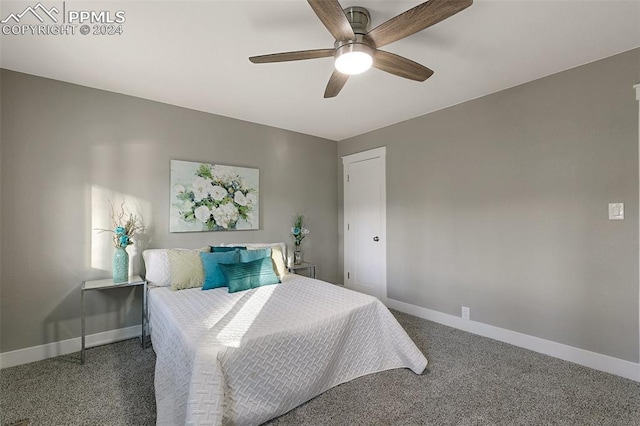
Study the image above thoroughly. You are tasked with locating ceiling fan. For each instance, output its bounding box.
[249,0,473,98]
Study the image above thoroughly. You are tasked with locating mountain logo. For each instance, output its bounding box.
[1,2,60,24]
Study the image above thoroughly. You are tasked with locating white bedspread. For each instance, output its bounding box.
[149,274,427,426]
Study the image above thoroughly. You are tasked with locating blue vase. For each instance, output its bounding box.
[113,246,129,283]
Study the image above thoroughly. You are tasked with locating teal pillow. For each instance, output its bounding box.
[211,246,246,253]
[239,247,271,263]
[200,251,239,290]
[219,257,280,293]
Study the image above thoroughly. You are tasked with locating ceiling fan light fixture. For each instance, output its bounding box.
[334,42,373,75]
[249,0,473,97]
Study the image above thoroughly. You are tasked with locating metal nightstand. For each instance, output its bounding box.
[81,275,147,364]
[288,261,316,279]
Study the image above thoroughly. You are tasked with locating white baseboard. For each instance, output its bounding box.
[384,297,640,382]
[0,325,141,369]
[3,302,639,383]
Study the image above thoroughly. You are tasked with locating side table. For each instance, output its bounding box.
[288,261,316,279]
[81,275,147,364]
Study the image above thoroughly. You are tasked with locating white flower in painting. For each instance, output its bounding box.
[212,203,239,229]
[174,184,185,194]
[192,177,212,202]
[246,192,257,206]
[212,165,234,182]
[211,207,227,228]
[234,191,247,206]
[210,185,228,201]
[194,205,211,223]
[211,206,229,228]
[222,203,239,221]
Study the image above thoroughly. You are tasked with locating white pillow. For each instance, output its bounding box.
[142,249,171,286]
[143,248,208,287]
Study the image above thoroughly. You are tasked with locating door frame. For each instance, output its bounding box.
[635,83,640,367]
[342,146,387,299]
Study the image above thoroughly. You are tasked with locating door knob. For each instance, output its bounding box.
[373,236,380,242]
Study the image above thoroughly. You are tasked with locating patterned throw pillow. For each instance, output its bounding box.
[168,248,208,290]
[247,246,286,278]
[219,243,287,278]
[267,245,286,278]
[219,257,280,293]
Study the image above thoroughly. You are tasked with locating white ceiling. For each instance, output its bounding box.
[1,0,639,141]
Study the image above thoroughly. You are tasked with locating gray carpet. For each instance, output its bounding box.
[2,311,639,425]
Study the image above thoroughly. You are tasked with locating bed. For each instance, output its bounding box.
[145,244,427,425]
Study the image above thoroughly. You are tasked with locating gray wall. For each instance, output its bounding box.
[0,70,338,353]
[338,48,640,363]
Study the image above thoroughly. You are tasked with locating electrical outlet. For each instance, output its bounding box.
[462,306,470,320]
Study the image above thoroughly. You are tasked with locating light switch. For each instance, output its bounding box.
[608,203,624,220]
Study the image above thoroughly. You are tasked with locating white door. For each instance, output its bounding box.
[343,147,386,299]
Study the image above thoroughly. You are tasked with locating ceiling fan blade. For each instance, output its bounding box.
[367,0,473,48]
[373,50,434,82]
[324,70,349,98]
[308,0,355,41]
[249,49,335,64]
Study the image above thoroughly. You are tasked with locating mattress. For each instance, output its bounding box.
[149,274,427,425]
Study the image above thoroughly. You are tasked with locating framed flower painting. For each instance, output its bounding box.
[170,160,259,232]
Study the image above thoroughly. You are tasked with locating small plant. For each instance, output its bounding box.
[97,200,144,248]
[291,214,309,248]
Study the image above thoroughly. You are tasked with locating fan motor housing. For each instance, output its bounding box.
[343,6,370,35]
[334,6,374,55]
[334,34,374,61]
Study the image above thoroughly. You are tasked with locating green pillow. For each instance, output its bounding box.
[239,247,271,263]
[200,251,239,290]
[211,246,246,253]
[219,257,280,293]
